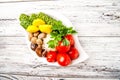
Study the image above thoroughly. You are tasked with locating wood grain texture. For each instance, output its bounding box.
[0,37,120,78]
[0,74,51,80]
[0,74,118,80]
[0,0,120,36]
[0,0,120,79]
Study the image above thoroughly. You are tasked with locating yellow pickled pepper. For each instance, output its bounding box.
[27,25,39,32]
[39,25,52,34]
[32,19,45,27]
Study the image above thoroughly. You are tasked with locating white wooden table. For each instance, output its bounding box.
[0,0,120,79]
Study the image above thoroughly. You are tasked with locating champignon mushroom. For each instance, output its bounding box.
[30,43,38,51]
[38,33,46,39]
[37,44,42,49]
[33,31,40,37]
[35,47,42,57]
[42,49,47,57]
[31,37,37,44]
[28,32,33,41]
[36,39,43,45]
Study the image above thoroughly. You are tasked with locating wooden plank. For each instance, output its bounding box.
[0,37,120,78]
[0,20,120,37]
[0,74,118,80]
[0,61,120,78]
[0,0,119,36]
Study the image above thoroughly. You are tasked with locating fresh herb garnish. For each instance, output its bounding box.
[47,40,58,48]
[47,19,77,48]
[63,38,70,46]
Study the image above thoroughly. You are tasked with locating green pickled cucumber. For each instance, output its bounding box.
[19,12,61,29]
[38,12,58,25]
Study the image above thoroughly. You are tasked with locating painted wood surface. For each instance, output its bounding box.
[0,0,120,79]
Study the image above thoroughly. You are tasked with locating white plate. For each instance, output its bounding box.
[23,10,89,66]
